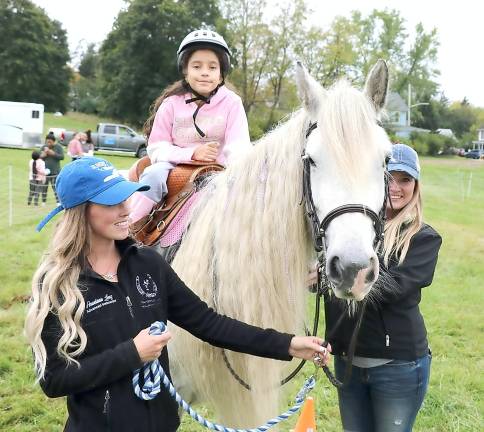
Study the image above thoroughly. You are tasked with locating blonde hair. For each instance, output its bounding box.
[25,205,90,379]
[168,110,311,426]
[383,180,423,265]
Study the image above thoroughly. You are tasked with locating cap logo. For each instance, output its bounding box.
[103,169,121,183]
[90,160,114,171]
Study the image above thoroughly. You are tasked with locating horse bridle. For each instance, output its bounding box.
[302,122,388,256]
[216,120,390,390]
[302,120,390,387]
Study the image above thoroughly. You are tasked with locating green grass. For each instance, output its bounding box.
[0,150,482,431]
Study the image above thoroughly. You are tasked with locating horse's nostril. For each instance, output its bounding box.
[329,256,343,282]
[365,268,375,283]
[365,256,377,283]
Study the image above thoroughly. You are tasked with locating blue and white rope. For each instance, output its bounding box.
[133,321,316,431]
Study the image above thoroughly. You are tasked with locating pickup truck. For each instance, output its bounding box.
[59,123,147,158]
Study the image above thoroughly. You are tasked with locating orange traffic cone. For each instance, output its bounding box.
[293,396,316,432]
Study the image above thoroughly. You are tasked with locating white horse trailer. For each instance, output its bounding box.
[0,101,44,148]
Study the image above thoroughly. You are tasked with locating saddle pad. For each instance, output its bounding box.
[159,190,201,247]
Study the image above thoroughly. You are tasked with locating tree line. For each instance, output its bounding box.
[1,0,482,146]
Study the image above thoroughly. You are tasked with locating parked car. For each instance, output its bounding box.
[464,149,484,159]
[59,123,147,157]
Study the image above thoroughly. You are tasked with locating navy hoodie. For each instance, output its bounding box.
[39,239,293,431]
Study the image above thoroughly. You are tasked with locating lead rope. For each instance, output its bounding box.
[133,321,317,431]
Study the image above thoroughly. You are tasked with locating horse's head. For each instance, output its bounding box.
[296,61,392,301]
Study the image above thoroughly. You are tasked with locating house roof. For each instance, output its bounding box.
[386,92,408,112]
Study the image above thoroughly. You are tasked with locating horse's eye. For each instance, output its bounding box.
[383,155,391,168]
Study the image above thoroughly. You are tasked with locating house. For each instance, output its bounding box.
[384,92,429,138]
[473,126,484,150]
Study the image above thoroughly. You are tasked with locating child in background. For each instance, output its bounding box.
[27,151,48,206]
[130,29,251,223]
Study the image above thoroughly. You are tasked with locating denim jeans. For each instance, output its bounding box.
[335,353,432,432]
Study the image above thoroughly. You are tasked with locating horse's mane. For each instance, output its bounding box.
[168,78,387,426]
[170,110,312,425]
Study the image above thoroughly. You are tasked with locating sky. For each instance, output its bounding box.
[32,0,482,106]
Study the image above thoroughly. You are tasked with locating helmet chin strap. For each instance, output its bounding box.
[183,79,224,138]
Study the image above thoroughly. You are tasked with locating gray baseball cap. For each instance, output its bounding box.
[388,144,420,180]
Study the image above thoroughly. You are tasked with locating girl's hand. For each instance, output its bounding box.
[192,142,219,162]
[288,336,331,364]
[133,328,172,363]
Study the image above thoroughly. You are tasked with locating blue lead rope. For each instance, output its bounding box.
[132,321,316,431]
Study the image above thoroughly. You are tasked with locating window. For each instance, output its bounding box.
[118,126,130,136]
[103,125,116,134]
[32,110,40,119]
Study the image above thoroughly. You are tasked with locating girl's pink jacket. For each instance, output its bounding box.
[147,86,251,165]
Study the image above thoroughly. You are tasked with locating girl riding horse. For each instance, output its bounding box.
[130,29,251,224]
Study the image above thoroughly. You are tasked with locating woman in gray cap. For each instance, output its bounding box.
[324,143,442,432]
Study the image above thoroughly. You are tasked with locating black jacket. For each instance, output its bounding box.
[40,239,294,431]
[324,223,442,361]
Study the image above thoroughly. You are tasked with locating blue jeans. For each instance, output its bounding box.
[335,353,432,432]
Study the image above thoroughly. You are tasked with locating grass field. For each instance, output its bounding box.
[0,148,482,431]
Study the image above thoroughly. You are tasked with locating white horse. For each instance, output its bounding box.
[167,60,392,427]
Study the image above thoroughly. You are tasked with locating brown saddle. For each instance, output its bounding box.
[128,156,224,245]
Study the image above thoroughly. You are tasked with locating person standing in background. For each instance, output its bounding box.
[41,132,64,204]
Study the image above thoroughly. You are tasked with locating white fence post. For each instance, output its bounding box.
[8,165,13,226]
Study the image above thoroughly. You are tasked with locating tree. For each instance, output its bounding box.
[97,0,221,125]
[78,43,98,79]
[0,0,71,111]
[446,100,477,138]
[70,44,101,114]
[219,0,272,114]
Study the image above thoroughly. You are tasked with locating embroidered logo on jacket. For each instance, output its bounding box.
[86,294,116,313]
[135,274,158,298]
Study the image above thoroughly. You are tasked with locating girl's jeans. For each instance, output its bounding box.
[139,161,174,203]
[335,352,431,432]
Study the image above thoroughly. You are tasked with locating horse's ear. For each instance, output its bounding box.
[295,61,325,116]
[364,59,389,112]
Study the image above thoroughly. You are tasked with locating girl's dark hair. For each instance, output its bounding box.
[32,151,40,176]
[85,129,92,144]
[45,132,55,142]
[143,45,234,139]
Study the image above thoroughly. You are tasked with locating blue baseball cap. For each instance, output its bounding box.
[388,144,420,180]
[36,157,150,231]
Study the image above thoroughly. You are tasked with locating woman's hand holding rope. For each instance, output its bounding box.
[133,328,172,363]
[288,336,331,366]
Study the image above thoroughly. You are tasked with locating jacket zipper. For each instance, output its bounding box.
[126,296,135,318]
[378,308,390,347]
[103,389,111,431]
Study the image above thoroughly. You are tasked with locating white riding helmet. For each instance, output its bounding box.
[177,29,231,76]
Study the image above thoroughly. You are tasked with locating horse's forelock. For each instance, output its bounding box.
[316,79,387,185]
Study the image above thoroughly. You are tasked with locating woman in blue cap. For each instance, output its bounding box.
[323,144,442,432]
[25,157,329,432]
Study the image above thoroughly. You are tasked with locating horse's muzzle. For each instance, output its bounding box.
[327,255,379,300]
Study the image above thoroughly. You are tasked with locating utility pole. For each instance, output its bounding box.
[407,83,429,127]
